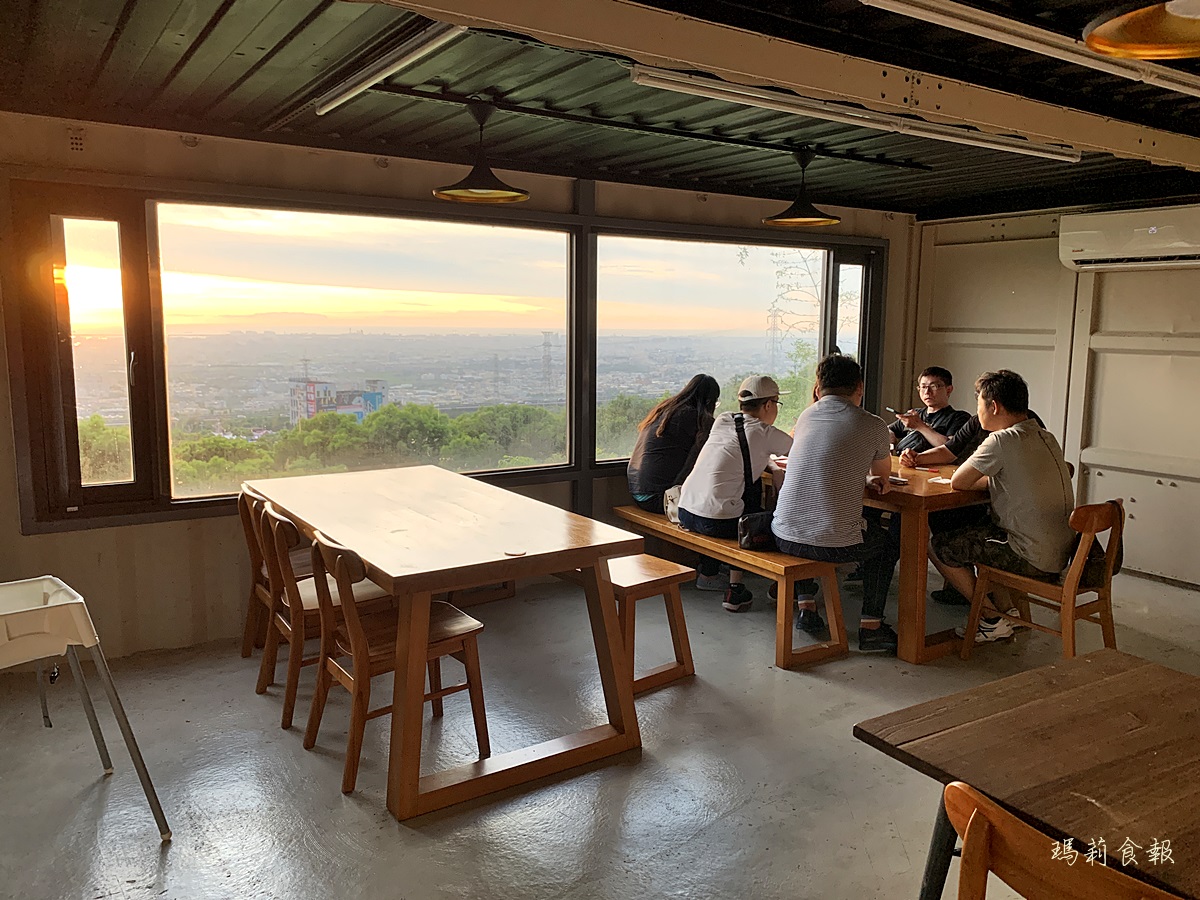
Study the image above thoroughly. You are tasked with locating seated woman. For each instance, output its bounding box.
[627,373,720,515]
[678,375,793,612]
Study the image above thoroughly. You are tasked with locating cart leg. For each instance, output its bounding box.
[36,662,52,728]
[86,645,171,841]
[67,647,113,775]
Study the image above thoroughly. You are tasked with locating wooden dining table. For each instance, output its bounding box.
[855,649,1200,899]
[245,465,644,820]
[864,457,988,664]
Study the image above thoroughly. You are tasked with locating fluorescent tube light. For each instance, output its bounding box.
[630,65,1083,163]
[858,0,1200,97]
[315,22,466,116]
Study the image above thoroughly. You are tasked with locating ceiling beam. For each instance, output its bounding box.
[376,0,1200,171]
[369,83,935,171]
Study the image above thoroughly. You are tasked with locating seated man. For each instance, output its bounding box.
[679,375,793,612]
[899,406,1046,467]
[900,403,1048,607]
[930,369,1076,645]
[772,354,899,654]
[888,366,971,456]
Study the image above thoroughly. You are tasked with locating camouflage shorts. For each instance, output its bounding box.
[931,522,1058,581]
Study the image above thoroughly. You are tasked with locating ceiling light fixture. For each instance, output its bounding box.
[432,101,529,204]
[630,65,1083,163]
[858,0,1200,97]
[1085,1,1200,59]
[314,21,465,116]
[762,150,841,228]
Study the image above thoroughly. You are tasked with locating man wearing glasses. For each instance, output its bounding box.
[888,366,971,455]
[679,375,793,612]
[772,354,900,654]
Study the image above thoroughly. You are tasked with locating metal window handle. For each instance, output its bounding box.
[128,350,137,387]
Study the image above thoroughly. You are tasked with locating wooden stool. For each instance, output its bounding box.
[608,554,696,695]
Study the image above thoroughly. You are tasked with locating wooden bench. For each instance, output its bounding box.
[612,506,847,669]
[559,554,697,694]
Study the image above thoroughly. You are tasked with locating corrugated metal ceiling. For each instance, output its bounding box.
[2,0,1200,218]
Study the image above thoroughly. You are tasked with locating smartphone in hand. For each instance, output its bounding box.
[888,475,909,485]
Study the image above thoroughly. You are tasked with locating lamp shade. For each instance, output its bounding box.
[761,149,841,228]
[432,147,530,203]
[762,197,842,227]
[1085,1,1200,59]
[433,101,530,204]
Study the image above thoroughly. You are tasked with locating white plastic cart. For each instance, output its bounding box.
[0,576,170,840]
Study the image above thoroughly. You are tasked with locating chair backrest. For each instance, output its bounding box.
[311,530,374,675]
[261,502,308,622]
[238,486,271,592]
[944,781,1174,900]
[1063,498,1125,596]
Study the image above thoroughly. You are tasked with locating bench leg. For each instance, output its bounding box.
[629,586,696,695]
[777,566,850,670]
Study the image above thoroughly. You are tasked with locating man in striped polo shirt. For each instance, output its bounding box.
[771,354,900,654]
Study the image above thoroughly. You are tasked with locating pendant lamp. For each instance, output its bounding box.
[1085,0,1200,59]
[433,101,530,203]
[762,150,841,227]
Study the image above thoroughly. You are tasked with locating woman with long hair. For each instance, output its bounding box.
[626,374,721,516]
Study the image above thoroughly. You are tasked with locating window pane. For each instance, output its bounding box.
[596,236,827,460]
[155,204,568,498]
[833,263,863,359]
[60,218,134,486]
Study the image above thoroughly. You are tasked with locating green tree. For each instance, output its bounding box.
[77,414,132,484]
[596,393,661,459]
[363,404,452,462]
[451,404,565,463]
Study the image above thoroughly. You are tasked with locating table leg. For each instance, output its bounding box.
[897,508,930,664]
[919,793,958,900]
[580,556,641,745]
[386,590,433,821]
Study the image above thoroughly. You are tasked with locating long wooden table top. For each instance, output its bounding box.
[246,467,643,594]
[855,649,1200,898]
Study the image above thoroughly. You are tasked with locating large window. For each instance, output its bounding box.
[595,235,829,460]
[155,204,568,497]
[6,179,884,530]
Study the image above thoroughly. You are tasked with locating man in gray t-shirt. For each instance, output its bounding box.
[931,369,1075,645]
[772,354,899,654]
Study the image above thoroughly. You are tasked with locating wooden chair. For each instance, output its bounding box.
[255,503,390,729]
[943,781,1175,899]
[238,486,313,658]
[303,530,490,794]
[608,555,696,695]
[962,499,1124,661]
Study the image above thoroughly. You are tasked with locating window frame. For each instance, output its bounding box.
[4,175,886,533]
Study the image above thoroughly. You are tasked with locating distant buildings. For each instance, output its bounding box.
[289,378,385,426]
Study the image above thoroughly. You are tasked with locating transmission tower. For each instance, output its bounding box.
[542,331,557,396]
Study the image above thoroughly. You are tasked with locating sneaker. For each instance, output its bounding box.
[796,607,828,636]
[858,622,898,654]
[955,616,1016,644]
[1004,608,1031,630]
[722,583,753,612]
[695,573,726,592]
[932,585,971,606]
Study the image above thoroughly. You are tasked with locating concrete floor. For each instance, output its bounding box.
[1,570,1196,900]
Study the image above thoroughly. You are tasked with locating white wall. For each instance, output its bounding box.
[0,111,917,656]
[915,210,1200,586]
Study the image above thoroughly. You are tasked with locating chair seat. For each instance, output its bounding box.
[294,575,388,613]
[334,601,483,662]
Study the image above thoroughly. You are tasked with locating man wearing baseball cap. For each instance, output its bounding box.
[679,375,793,611]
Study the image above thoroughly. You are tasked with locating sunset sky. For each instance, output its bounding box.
[61,204,826,335]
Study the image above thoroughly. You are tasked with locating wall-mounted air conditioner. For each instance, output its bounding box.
[1060,205,1200,271]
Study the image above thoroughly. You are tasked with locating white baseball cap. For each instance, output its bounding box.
[737,375,790,402]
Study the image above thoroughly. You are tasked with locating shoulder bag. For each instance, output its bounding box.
[733,413,775,550]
